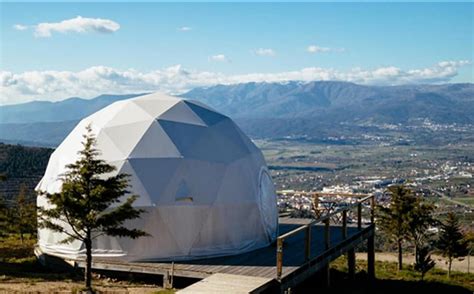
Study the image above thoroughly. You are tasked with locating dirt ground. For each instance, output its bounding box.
[356,252,473,273]
[0,276,166,293]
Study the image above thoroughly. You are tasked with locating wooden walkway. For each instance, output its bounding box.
[177,273,274,294]
[46,195,376,292]
[70,218,373,290]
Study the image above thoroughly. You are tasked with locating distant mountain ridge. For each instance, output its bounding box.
[0,81,473,146]
[183,81,474,123]
[0,93,147,124]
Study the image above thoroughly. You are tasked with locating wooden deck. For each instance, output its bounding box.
[69,217,374,291]
[39,195,376,292]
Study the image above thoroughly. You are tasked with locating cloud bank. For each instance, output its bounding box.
[0,60,470,105]
[15,16,120,38]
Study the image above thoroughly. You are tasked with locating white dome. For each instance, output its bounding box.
[36,92,278,261]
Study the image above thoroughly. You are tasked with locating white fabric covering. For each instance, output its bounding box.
[36,93,278,261]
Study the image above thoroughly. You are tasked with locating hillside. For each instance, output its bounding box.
[0,82,473,146]
[0,120,78,147]
[0,144,53,201]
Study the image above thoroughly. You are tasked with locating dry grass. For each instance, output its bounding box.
[329,255,473,293]
[0,235,171,293]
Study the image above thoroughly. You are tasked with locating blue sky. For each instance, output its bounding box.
[0,2,472,104]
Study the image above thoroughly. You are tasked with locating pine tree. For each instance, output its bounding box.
[436,212,468,278]
[408,197,436,259]
[0,196,8,238]
[37,125,149,293]
[11,184,37,243]
[0,174,8,238]
[377,185,417,271]
[464,232,473,274]
[414,245,435,281]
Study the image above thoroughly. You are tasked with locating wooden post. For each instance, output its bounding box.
[163,271,171,289]
[324,219,330,250]
[276,238,283,280]
[312,194,320,218]
[323,263,331,288]
[357,202,362,230]
[163,262,174,289]
[324,218,331,287]
[170,262,174,289]
[368,234,375,280]
[304,224,311,261]
[342,210,347,239]
[343,209,351,281]
[347,248,356,280]
[370,196,375,224]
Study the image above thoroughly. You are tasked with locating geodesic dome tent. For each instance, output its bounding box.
[36,92,278,261]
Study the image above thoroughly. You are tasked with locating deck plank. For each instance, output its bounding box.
[177,273,274,294]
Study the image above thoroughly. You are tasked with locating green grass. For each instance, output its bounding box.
[454,197,474,207]
[0,236,161,285]
[0,234,36,261]
[325,256,474,293]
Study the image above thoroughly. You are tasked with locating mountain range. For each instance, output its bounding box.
[0,81,473,146]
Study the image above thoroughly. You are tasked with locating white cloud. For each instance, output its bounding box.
[307,45,330,53]
[13,24,29,31]
[30,16,120,38]
[0,60,470,105]
[254,48,276,57]
[209,54,229,62]
[307,45,344,53]
[178,26,192,32]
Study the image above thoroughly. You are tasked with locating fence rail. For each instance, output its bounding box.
[276,194,375,280]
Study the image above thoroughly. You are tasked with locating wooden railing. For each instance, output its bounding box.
[275,194,375,280]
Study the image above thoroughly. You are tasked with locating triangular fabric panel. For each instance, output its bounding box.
[156,205,211,256]
[127,208,183,260]
[101,120,153,158]
[184,101,228,126]
[132,99,179,118]
[157,120,208,156]
[129,120,181,159]
[117,160,153,207]
[85,100,128,129]
[127,158,182,204]
[158,101,206,126]
[105,101,154,127]
[215,156,259,204]
[171,159,228,205]
[96,130,127,161]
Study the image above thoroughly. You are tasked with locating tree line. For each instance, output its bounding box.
[0,143,52,178]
